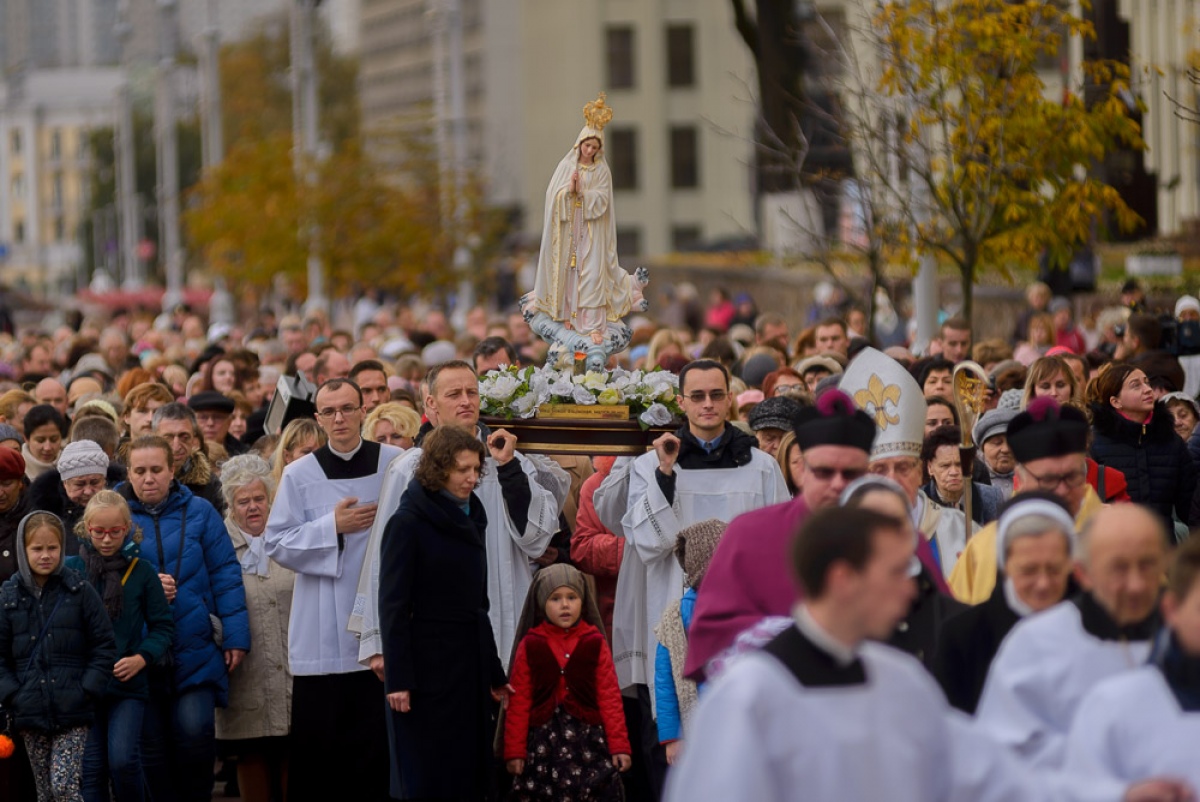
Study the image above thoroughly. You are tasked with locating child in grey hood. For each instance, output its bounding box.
[0,511,116,801]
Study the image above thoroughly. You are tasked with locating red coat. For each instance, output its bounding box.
[571,467,624,633]
[503,621,630,761]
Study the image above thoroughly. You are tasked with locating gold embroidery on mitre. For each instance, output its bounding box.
[583,93,615,132]
[854,374,902,430]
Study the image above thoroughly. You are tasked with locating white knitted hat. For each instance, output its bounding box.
[58,440,109,481]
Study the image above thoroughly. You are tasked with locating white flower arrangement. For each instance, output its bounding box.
[479,365,683,428]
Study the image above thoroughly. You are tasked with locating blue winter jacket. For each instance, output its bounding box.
[654,587,696,744]
[119,482,249,705]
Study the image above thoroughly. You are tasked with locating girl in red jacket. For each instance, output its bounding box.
[503,564,631,801]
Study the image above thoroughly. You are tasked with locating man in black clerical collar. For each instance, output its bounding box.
[1073,504,1166,642]
[653,359,759,504]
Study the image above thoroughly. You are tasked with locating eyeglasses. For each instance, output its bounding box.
[87,527,127,540]
[315,405,362,420]
[1022,465,1087,491]
[684,390,728,403]
[773,384,803,395]
[806,465,868,482]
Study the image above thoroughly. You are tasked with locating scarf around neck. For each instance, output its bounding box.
[81,544,128,619]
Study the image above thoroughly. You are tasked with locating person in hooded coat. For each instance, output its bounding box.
[380,426,508,801]
[0,512,115,802]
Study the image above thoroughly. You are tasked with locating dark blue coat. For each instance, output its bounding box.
[120,482,249,705]
[0,566,116,732]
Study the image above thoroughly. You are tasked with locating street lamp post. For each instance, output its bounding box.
[156,0,185,312]
[290,0,327,317]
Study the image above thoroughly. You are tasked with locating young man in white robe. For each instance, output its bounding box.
[1065,535,1200,789]
[264,378,406,802]
[665,507,1193,802]
[975,504,1169,770]
[351,360,564,673]
[614,359,788,698]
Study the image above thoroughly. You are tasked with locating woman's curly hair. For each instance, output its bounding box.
[415,426,487,492]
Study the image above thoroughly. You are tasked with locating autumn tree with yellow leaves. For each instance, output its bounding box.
[833,0,1144,326]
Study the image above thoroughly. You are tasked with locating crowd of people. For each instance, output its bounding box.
[1,275,1200,801]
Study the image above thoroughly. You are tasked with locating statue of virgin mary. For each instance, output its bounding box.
[522,94,647,357]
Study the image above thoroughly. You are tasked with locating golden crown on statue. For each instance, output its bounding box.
[583,93,615,132]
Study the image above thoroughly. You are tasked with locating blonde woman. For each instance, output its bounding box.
[269,418,328,488]
[363,402,421,450]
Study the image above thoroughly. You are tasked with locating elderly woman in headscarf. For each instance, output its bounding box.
[215,454,294,802]
[931,491,1076,714]
[839,475,966,670]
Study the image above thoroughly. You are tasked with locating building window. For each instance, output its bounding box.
[609,127,638,190]
[13,220,24,243]
[52,174,64,209]
[672,225,703,252]
[616,227,642,259]
[10,174,23,198]
[53,219,66,243]
[10,130,21,155]
[50,129,62,160]
[666,25,695,88]
[606,26,635,89]
[670,126,699,188]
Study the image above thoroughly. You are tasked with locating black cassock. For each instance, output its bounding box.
[930,579,1019,713]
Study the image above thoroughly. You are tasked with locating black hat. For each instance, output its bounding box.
[748,396,803,432]
[1007,397,1089,463]
[187,391,235,414]
[793,389,876,453]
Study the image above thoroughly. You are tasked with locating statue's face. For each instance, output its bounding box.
[579,139,600,163]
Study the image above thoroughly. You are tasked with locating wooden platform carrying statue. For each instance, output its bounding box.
[521,93,649,372]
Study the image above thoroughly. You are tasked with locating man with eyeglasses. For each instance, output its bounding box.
[612,358,787,786]
[950,399,1109,604]
[264,378,406,802]
[152,402,226,516]
[684,387,873,682]
[353,360,564,677]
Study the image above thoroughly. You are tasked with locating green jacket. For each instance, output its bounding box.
[65,554,174,700]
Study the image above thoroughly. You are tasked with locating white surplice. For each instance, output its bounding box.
[664,630,1131,802]
[350,446,562,668]
[975,601,1153,769]
[1065,665,1200,789]
[612,450,788,697]
[264,442,403,676]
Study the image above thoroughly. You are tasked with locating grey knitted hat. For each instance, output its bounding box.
[0,423,24,445]
[57,440,109,481]
[675,518,728,589]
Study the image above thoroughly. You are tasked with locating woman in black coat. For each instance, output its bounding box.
[380,426,508,801]
[1088,363,1197,534]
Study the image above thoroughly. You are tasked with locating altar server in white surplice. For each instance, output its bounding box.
[264,379,404,802]
[614,359,788,704]
[351,360,563,671]
[975,504,1169,770]
[1065,535,1200,791]
[665,507,1193,802]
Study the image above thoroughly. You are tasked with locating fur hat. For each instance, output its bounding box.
[748,396,803,432]
[793,390,876,454]
[57,440,109,481]
[675,518,727,589]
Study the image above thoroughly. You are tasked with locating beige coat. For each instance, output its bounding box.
[215,518,295,741]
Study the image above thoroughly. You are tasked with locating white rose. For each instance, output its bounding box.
[572,385,598,405]
[484,374,521,401]
[583,371,609,391]
[512,393,540,418]
[640,403,673,426]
